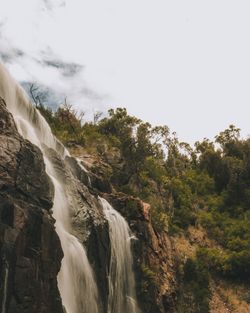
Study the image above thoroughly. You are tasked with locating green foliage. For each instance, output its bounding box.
[151,207,169,233]
[169,174,198,229]
[195,226,250,281]
[37,102,86,145]
[182,256,211,313]
[215,125,241,153]
[144,156,166,183]
[36,98,250,283]
[140,263,157,294]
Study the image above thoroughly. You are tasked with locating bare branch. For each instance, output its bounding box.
[93,111,103,125]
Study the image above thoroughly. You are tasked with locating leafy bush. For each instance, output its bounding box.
[183,256,211,313]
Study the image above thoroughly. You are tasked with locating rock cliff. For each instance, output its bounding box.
[102,193,178,313]
[75,154,179,313]
[0,96,179,313]
[0,97,63,313]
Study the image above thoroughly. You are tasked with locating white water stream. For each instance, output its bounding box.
[0,64,98,313]
[0,63,140,313]
[99,197,140,313]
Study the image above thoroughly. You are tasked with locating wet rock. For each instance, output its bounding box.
[46,145,111,313]
[0,97,63,313]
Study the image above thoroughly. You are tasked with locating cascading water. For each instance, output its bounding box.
[99,197,140,313]
[49,172,99,313]
[0,63,99,313]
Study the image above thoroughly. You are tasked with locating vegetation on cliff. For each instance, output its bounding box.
[36,101,250,312]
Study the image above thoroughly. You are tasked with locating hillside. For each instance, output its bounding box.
[0,66,249,313]
[37,103,250,313]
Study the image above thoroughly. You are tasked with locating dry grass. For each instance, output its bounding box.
[172,226,250,313]
[210,280,250,313]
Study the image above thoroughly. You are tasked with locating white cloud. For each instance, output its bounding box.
[0,0,109,118]
[1,0,250,141]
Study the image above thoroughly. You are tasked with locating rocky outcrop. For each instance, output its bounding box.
[71,151,179,313]
[58,156,111,313]
[0,98,64,313]
[101,192,178,313]
[0,96,111,313]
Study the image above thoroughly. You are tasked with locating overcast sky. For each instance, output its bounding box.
[1,0,250,143]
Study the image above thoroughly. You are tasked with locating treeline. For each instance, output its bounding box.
[37,103,250,285]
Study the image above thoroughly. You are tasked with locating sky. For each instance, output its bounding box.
[1,0,250,143]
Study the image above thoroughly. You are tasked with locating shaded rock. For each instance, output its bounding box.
[85,218,110,313]
[0,97,63,313]
[65,156,90,187]
[46,145,111,313]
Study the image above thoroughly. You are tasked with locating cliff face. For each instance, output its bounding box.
[1,68,249,313]
[0,98,64,313]
[55,156,111,313]
[102,193,177,313]
[76,153,179,313]
[0,95,112,313]
[0,94,178,313]
[0,91,199,313]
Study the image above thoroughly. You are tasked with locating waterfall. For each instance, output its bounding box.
[99,197,140,313]
[0,64,99,313]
